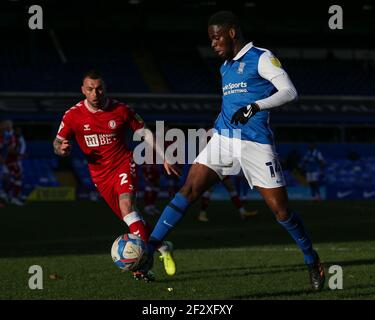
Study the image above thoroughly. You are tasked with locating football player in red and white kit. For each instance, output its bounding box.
[53,70,178,281]
[0,121,26,206]
[142,162,161,216]
[197,175,258,222]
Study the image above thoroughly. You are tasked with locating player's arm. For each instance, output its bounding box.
[142,126,181,177]
[163,159,181,177]
[254,51,298,110]
[128,108,181,177]
[53,137,72,157]
[317,152,325,169]
[231,51,298,125]
[54,111,74,157]
[17,136,27,159]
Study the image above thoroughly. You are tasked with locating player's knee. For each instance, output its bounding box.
[179,184,193,201]
[267,200,290,221]
[273,207,290,221]
[180,183,200,203]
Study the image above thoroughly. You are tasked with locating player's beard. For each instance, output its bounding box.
[91,100,100,107]
[89,97,105,109]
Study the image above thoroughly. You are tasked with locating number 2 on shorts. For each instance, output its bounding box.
[119,173,128,185]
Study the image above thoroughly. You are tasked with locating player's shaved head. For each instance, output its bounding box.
[82,69,103,83]
[81,69,106,109]
[208,11,240,30]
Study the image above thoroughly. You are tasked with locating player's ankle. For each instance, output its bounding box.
[157,241,171,254]
[147,238,159,256]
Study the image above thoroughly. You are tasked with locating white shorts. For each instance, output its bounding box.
[194,133,285,189]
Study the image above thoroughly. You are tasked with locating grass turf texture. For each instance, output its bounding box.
[0,200,374,299]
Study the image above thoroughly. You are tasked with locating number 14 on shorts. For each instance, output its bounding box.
[265,161,281,179]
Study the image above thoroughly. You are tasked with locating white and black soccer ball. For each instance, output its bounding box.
[111,233,147,271]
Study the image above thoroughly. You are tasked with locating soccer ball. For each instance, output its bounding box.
[111,233,147,271]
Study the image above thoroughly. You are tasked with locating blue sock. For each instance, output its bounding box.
[148,192,189,254]
[278,212,317,264]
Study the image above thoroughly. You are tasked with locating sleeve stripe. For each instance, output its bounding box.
[56,135,66,141]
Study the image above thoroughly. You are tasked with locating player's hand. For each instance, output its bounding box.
[164,161,182,177]
[230,103,260,125]
[60,140,72,156]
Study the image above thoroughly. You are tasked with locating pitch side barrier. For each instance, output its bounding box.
[1,92,375,125]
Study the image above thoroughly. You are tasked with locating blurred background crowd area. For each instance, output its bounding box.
[1,0,375,203]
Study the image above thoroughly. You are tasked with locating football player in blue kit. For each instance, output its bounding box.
[141,11,325,291]
[301,144,325,201]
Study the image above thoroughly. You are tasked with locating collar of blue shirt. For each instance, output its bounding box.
[233,42,253,61]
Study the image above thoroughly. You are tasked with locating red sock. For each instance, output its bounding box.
[12,184,22,198]
[230,192,243,210]
[123,211,150,242]
[201,195,210,211]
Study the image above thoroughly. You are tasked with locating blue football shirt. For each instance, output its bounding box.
[214,42,288,144]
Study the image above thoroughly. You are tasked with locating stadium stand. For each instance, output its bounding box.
[2,31,374,95]
[0,30,150,93]
[23,158,59,190]
[11,141,374,200]
[153,46,219,93]
[282,59,375,95]
[1,2,374,202]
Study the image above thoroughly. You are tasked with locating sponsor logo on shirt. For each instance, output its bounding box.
[84,133,116,147]
[222,82,248,96]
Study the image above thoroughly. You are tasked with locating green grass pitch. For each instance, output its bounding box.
[0,199,375,300]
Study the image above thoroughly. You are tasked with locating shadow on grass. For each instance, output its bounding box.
[231,283,375,300]
[1,200,375,257]
[157,258,375,286]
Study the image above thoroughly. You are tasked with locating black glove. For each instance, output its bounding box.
[230,103,260,125]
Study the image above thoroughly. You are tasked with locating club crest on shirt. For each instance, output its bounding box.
[83,124,91,131]
[108,120,117,129]
[237,62,246,74]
